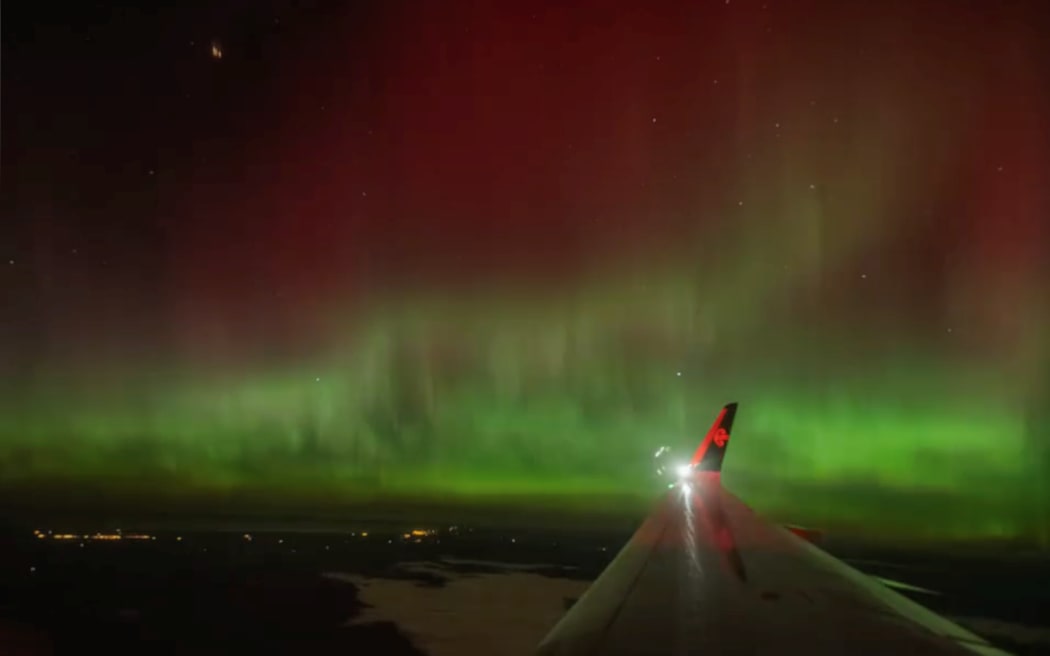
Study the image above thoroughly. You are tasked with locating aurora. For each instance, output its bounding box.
[2,0,1047,545]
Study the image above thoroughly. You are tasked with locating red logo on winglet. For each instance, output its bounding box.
[713,427,729,447]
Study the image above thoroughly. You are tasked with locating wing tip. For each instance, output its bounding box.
[691,402,739,471]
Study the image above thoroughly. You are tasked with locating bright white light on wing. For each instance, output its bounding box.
[675,463,692,479]
[681,483,692,496]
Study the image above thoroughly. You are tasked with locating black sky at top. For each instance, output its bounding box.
[2,1,377,373]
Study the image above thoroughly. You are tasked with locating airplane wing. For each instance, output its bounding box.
[536,403,1011,656]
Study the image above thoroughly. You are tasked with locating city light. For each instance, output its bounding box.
[32,530,155,542]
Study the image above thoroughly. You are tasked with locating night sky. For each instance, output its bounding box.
[2,1,1049,543]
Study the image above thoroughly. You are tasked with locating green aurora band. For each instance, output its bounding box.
[3,269,1048,544]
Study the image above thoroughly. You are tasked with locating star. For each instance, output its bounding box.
[651,117,657,123]
[676,371,682,377]
[210,40,223,60]
[861,273,867,279]
[809,183,816,190]
[7,259,13,265]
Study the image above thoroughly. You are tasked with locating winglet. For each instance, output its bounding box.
[785,525,824,544]
[689,402,738,472]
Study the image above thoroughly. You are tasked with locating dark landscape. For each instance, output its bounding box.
[2,522,1047,655]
